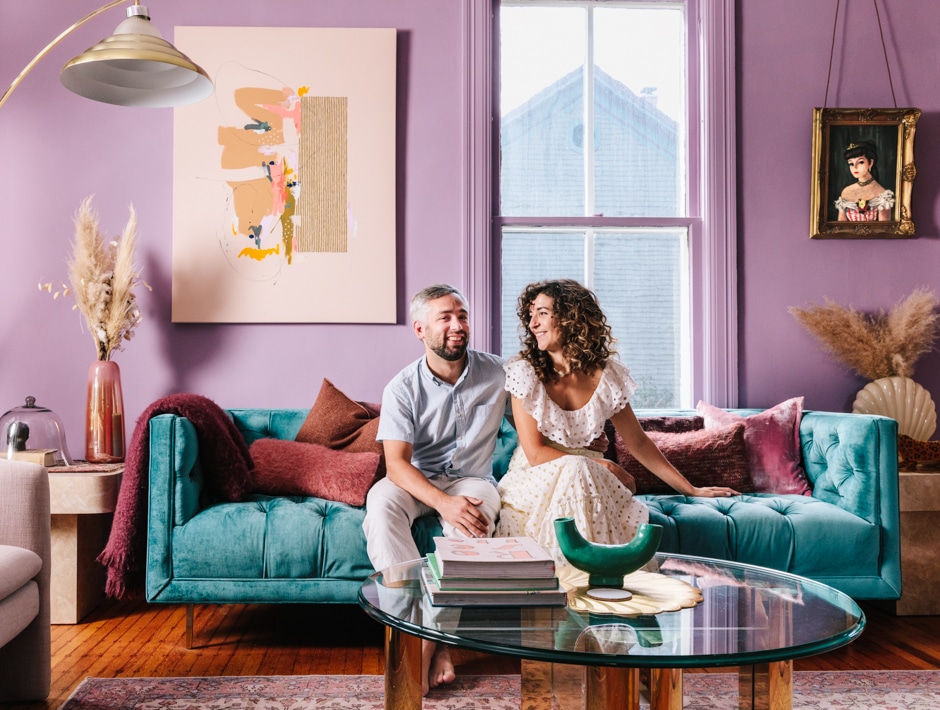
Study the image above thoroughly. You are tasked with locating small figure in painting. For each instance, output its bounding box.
[835,141,895,222]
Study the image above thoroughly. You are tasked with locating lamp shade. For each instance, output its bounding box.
[59,4,212,107]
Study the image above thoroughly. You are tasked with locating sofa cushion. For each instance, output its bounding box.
[172,496,377,580]
[0,545,42,601]
[697,398,812,495]
[615,423,753,494]
[295,379,385,475]
[169,495,443,582]
[248,438,381,507]
[0,582,40,648]
[641,493,881,580]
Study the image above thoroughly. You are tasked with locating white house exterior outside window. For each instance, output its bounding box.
[460,0,736,408]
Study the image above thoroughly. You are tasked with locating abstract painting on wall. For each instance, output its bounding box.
[171,27,396,322]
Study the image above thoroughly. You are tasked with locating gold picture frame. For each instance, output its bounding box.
[810,107,920,239]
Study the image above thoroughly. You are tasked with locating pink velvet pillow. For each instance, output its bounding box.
[615,423,753,495]
[696,398,811,495]
[249,438,381,507]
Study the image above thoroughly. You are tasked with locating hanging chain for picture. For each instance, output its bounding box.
[823,0,897,109]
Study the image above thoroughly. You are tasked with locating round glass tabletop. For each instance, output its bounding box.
[358,552,865,669]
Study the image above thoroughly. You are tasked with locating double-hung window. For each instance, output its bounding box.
[476,0,736,407]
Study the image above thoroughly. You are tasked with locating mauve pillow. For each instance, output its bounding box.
[615,422,753,495]
[249,438,381,507]
[295,379,385,475]
[696,398,811,495]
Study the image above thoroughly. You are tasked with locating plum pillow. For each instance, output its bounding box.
[249,438,381,506]
[615,422,753,495]
[696,397,811,495]
[295,378,385,475]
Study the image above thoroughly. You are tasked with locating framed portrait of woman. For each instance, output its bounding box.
[810,107,920,239]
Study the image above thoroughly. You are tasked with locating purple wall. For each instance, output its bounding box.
[738,0,940,415]
[0,0,468,457]
[2,0,940,458]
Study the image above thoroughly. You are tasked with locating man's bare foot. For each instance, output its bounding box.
[420,641,456,696]
[429,644,456,690]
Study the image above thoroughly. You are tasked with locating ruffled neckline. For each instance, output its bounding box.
[503,357,636,448]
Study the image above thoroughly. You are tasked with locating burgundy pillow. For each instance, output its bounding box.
[615,422,753,495]
[696,398,811,495]
[295,379,385,475]
[603,416,703,461]
[249,438,381,507]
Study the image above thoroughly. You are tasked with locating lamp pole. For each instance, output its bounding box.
[0,0,132,111]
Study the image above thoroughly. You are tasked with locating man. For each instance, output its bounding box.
[362,283,508,695]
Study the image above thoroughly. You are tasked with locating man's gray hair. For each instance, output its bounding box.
[410,283,468,324]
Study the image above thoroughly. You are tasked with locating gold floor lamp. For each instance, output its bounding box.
[0,0,213,110]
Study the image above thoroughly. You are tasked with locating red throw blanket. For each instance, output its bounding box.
[97,393,253,599]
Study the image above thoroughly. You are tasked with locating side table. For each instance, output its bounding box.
[892,471,940,616]
[48,466,123,624]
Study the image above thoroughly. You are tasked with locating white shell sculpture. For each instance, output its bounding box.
[852,376,937,441]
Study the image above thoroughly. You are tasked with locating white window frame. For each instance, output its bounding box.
[460,0,737,407]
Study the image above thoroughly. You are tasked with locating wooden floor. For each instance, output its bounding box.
[10,598,940,709]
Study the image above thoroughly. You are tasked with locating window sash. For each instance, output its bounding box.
[460,0,737,407]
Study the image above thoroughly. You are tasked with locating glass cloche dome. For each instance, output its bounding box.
[1,396,73,466]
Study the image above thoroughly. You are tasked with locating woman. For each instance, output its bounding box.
[495,279,737,563]
[835,141,895,222]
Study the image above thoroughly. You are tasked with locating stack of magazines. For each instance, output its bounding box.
[422,536,567,607]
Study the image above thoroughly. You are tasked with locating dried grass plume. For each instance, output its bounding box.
[40,197,150,361]
[789,288,940,380]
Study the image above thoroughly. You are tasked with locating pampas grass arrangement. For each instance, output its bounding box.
[41,196,149,361]
[789,287,940,381]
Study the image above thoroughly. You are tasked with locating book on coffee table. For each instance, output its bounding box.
[426,553,560,590]
[421,566,567,607]
[431,536,556,578]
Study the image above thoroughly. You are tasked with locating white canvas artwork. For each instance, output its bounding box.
[172,26,397,322]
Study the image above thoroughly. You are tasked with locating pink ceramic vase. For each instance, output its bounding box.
[85,360,126,463]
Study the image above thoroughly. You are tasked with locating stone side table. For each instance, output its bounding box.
[48,466,123,624]
[893,471,940,616]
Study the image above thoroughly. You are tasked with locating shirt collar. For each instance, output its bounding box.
[420,350,473,387]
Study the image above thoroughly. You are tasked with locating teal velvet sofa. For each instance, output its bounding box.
[145,407,901,629]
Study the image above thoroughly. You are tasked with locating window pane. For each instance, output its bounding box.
[500,4,685,218]
[593,231,688,407]
[500,231,585,357]
[500,6,586,216]
[594,7,685,217]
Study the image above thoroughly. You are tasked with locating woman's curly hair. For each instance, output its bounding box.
[516,279,616,383]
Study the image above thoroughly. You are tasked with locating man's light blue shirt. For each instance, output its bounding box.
[377,350,509,481]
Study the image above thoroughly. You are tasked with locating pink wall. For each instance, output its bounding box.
[2,0,940,458]
[738,0,940,415]
[0,0,468,456]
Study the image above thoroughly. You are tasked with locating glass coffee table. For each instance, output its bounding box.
[358,552,864,709]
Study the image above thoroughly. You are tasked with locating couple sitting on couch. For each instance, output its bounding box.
[362,281,738,695]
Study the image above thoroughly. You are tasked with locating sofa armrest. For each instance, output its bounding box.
[146,413,204,600]
[800,411,898,525]
[0,459,51,701]
[800,410,901,597]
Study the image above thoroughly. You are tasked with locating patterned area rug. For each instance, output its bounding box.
[61,670,940,709]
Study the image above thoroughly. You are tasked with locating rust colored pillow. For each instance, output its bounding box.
[295,379,385,475]
[249,438,381,506]
[615,422,753,495]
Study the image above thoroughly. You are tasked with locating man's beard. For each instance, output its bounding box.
[429,335,468,361]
